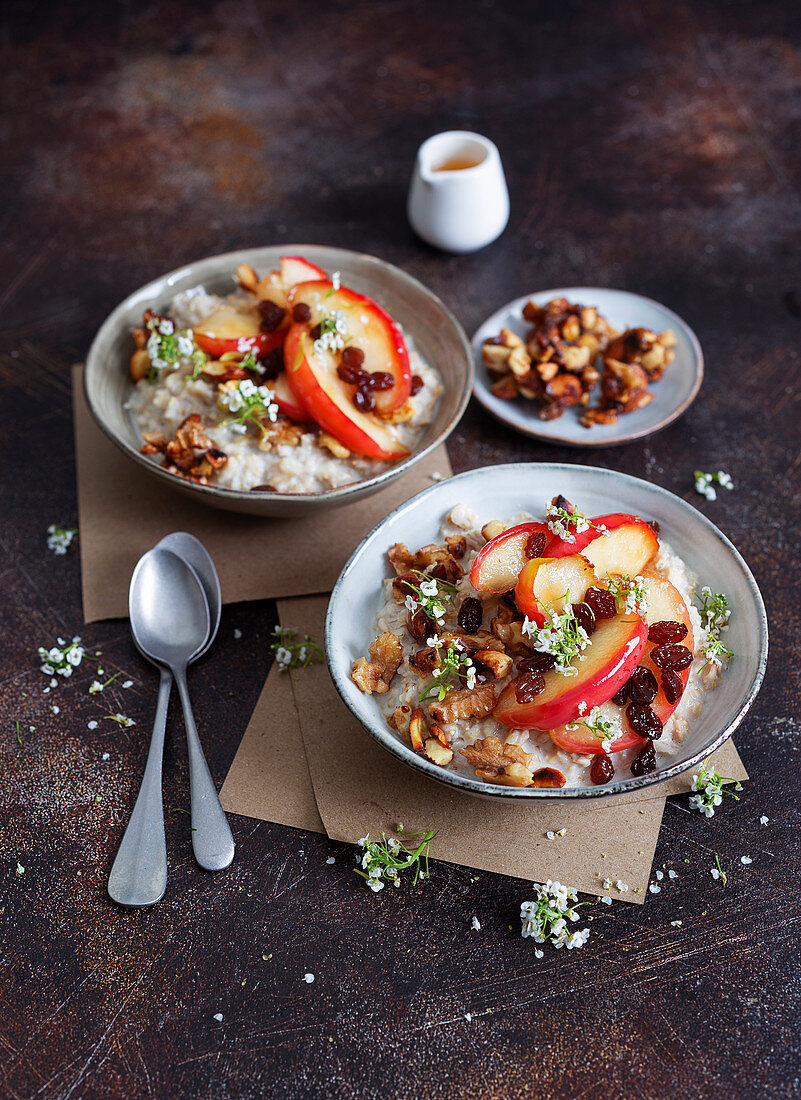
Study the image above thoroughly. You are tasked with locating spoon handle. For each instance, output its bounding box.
[173,667,235,871]
[108,665,171,907]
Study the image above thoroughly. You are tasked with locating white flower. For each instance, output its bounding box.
[303,973,315,983]
[740,856,752,865]
[158,318,174,336]
[89,680,104,695]
[240,378,257,398]
[760,815,769,825]
[368,879,384,892]
[471,916,481,931]
[331,271,341,291]
[176,333,194,357]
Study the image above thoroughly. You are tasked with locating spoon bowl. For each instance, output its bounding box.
[156,533,222,660]
[130,548,210,668]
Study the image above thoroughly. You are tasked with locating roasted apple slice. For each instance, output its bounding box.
[515,554,597,625]
[469,522,553,594]
[580,519,658,580]
[270,371,313,423]
[194,304,284,359]
[280,255,328,292]
[288,280,411,413]
[493,613,648,730]
[283,324,409,459]
[548,704,644,755]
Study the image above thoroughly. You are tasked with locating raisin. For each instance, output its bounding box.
[517,653,555,673]
[410,374,424,395]
[627,666,658,705]
[630,742,656,776]
[515,670,545,703]
[457,596,483,634]
[648,520,661,535]
[261,347,284,380]
[612,680,630,707]
[572,602,596,637]
[353,386,375,412]
[648,620,688,645]
[258,300,285,332]
[292,302,312,323]
[590,755,615,785]
[366,371,395,391]
[310,322,322,341]
[585,587,617,620]
[626,703,663,740]
[407,608,434,642]
[661,669,684,705]
[650,643,693,671]
[525,532,547,559]
[341,345,365,368]
[338,362,369,386]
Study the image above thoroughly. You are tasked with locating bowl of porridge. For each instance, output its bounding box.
[326,463,768,800]
[84,246,472,516]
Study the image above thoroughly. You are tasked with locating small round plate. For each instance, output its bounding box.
[471,287,703,447]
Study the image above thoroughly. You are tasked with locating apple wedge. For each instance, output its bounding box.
[622,571,694,732]
[194,304,283,359]
[493,613,648,730]
[515,554,597,625]
[270,372,314,423]
[288,280,411,413]
[469,522,553,594]
[283,324,409,460]
[581,519,658,580]
[548,707,644,755]
[280,255,328,292]
[545,512,635,557]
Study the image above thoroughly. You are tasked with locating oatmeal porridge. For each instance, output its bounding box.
[350,495,733,790]
[125,255,443,494]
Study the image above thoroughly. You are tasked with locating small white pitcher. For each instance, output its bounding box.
[407,131,510,254]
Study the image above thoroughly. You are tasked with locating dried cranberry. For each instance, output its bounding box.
[525,532,547,559]
[341,345,365,368]
[612,680,630,707]
[515,670,545,704]
[292,302,312,324]
[626,703,663,740]
[661,669,684,705]
[572,602,596,637]
[648,620,688,645]
[410,374,424,395]
[457,596,483,634]
[261,347,284,380]
[310,322,322,341]
[353,386,375,412]
[590,755,615,785]
[584,587,617,620]
[630,742,656,776]
[650,643,693,671]
[366,371,395,391]
[627,666,658,706]
[258,300,285,332]
[517,653,555,673]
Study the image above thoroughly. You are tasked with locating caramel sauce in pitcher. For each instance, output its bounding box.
[432,155,483,172]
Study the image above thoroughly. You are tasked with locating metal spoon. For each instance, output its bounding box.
[156,533,222,661]
[108,548,233,906]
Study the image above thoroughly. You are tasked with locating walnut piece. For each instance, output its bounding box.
[141,414,228,485]
[460,737,536,787]
[351,633,403,695]
[429,682,496,723]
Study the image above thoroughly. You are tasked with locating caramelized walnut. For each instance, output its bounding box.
[351,633,403,694]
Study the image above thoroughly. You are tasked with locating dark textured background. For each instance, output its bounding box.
[1,2,800,1097]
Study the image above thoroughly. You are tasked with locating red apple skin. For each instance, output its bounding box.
[545,512,638,557]
[193,303,287,360]
[493,614,648,730]
[283,324,409,459]
[514,553,596,626]
[469,522,554,594]
[270,371,314,422]
[288,280,411,414]
[280,256,328,290]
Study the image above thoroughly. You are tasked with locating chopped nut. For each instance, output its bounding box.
[424,738,454,766]
[498,327,525,349]
[429,682,496,723]
[388,704,413,738]
[318,431,351,458]
[482,341,512,370]
[475,649,513,679]
[429,722,450,747]
[391,573,418,603]
[129,349,151,382]
[409,646,438,674]
[445,535,467,559]
[536,359,559,383]
[388,542,449,574]
[508,346,532,378]
[409,707,426,751]
[621,390,654,413]
[561,344,592,372]
[481,520,506,542]
[436,631,504,655]
[545,373,583,406]
[235,263,260,293]
[140,430,167,454]
[490,375,519,400]
[351,633,403,694]
[460,736,535,786]
[377,400,415,424]
[529,767,567,788]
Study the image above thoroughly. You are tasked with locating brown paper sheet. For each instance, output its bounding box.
[220,595,746,904]
[72,365,453,622]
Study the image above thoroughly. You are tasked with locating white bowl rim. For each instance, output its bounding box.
[84,243,473,505]
[471,287,704,447]
[325,462,768,801]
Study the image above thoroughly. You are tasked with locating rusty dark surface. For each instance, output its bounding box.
[1,2,800,1097]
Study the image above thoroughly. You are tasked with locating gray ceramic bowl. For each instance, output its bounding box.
[84,245,472,517]
[326,463,768,801]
